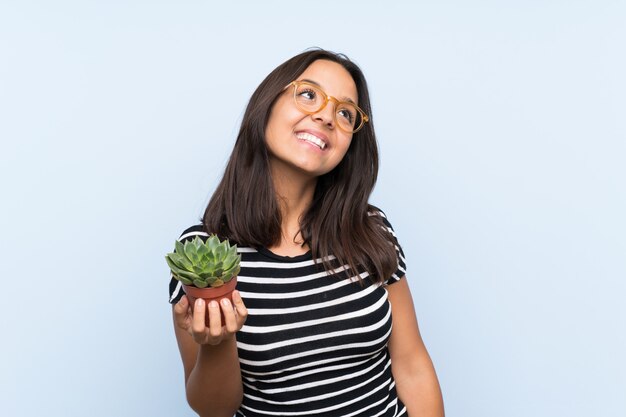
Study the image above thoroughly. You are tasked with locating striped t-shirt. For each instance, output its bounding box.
[168,209,408,416]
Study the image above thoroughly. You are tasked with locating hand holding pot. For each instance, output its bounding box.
[173,290,248,346]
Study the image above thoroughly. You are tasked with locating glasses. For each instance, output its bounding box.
[283,80,369,133]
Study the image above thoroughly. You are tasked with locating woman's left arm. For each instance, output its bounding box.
[387,276,445,417]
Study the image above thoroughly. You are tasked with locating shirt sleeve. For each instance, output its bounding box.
[167,224,208,305]
[371,207,407,286]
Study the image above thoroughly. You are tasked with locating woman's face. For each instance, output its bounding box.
[265,59,358,180]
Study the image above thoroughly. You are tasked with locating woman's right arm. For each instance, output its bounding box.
[172,291,248,417]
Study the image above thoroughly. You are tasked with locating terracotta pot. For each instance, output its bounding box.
[183,277,238,327]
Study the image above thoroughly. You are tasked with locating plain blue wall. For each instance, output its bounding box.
[1,1,624,416]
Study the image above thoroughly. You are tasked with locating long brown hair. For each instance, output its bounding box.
[202,48,398,285]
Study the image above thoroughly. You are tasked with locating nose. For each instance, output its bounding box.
[312,100,336,128]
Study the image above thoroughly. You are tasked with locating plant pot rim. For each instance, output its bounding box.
[182,276,238,300]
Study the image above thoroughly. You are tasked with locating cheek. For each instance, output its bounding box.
[268,98,303,129]
[265,105,292,141]
[337,136,353,156]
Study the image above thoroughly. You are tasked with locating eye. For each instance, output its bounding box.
[338,108,355,124]
[298,88,317,101]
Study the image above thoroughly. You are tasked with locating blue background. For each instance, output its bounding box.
[1,1,624,416]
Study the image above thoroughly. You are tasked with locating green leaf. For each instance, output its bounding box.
[197,241,209,258]
[192,265,207,275]
[200,252,211,266]
[169,253,192,270]
[174,240,186,257]
[232,254,242,268]
[193,236,205,250]
[190,236,202,252]
[193,279,208,288]
[206,251,215,264]
[210,279,224,287]
[223,260,237,273]
[165,255,186,275]
[214,244,226,260]
[196,259,207,271]
[231,265,241,277]
[178,269,201,281]
[184,241,200,264]
[223,254,237,270]
[207,235,220,252]
[198,271,215,280]
[175,274,193,285]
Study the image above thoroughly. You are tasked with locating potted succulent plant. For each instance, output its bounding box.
[165,234,241,325]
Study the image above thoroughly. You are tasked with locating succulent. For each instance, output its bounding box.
[165,235,241,288]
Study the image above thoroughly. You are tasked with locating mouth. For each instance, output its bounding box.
[295,132,327,150]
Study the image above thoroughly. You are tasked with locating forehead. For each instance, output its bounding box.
[296,59,358,104]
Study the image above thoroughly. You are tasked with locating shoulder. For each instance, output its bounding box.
[367,204,390,221]
[176,223,208,242]
[367,204,398,234]
[174,224,248,249]
[367,204,407,285]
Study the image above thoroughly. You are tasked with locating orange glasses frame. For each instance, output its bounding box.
[284,80,370,133]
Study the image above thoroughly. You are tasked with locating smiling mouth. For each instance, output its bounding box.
[296,132,327,150]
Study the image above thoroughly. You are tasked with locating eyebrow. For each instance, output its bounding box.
[300,78,357,104]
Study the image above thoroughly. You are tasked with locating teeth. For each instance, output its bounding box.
[296,132,326,149]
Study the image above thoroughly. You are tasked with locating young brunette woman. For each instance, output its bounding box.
[169,49,444,417]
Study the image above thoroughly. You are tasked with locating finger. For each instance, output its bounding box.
[207,300,223,338]
[173,297,185,316]
[173,296,190,327]
[232,290,248,326]
[173,295,189,315]
[191,299,207,334]
[221,298,238,333]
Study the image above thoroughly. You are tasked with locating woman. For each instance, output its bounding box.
[169,48,444,417]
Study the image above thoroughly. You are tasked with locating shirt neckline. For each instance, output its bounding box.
[257,247,313,262]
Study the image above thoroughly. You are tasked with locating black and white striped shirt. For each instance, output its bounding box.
[169,210,408,416]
